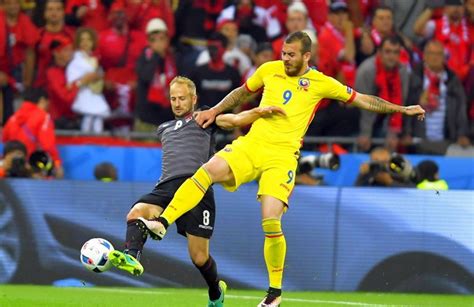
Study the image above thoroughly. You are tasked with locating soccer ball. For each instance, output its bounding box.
[80,238,114,273]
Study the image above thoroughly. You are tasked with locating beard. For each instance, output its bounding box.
[284,59,304,76]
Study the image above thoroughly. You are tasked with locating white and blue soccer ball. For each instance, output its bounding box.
[80,238,114,273]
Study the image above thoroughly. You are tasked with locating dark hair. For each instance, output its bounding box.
[284,31,312,54]
[417,160,439,182]
[74,27,98,50]
[94,162,118,181]
[3,140,27,156]
[379,34,403,50]
[23,87,48,103]
[255,42,273,54]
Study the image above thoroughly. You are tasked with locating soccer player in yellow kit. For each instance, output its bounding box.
[138,31,425,307]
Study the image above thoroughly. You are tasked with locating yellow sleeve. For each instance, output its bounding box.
[245,61,271,93]
[319,74,356,104]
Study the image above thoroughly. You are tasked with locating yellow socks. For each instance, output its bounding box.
[262,218,286,290]
[161,167,212,225]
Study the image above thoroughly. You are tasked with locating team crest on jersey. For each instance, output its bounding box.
[297,78,310,91]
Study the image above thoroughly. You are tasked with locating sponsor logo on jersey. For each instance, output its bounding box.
[297,77,310,91]
[199,225,213,230]
[223,147,232,152]
[346,86,353,94]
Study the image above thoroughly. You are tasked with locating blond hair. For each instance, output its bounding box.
[169,76,197,97]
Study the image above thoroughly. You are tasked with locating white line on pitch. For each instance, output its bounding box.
[76,288,412,306]
[225,294,409,307]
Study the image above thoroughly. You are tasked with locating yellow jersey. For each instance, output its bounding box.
[245,60,356,152]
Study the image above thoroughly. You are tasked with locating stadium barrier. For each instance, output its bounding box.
[53,144,474,189]
[1,179,473,293]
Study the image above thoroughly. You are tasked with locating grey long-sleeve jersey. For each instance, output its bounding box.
[156,115,216,185]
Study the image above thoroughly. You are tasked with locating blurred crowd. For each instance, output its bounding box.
[0,0,473,177]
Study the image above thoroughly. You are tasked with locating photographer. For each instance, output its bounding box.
[2,87,64,178]
[416,160,449,190]
[355,147,414,187]
[0,140,30,178]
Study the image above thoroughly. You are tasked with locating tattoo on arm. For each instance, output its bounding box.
[364,95,403,114]
[213,86,252,114]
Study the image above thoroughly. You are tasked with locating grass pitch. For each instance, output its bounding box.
[0,285,473,307]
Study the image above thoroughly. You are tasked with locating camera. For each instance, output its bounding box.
[7,156,30,178]
[298,153,340,174]
[29,150,54,178]
[388,154,418,183]
[368,161,388,174]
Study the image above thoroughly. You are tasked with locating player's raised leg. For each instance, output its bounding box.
[141,156,235,240]
[258,196,286,307]
[187,234,226,306]
[109,203,162,275]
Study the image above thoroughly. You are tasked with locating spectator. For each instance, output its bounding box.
[124,0,175,38]
[0,0,38,123]
[416,160,448,190]
[134,18,176,131]
[174,0,226,75]
[196,19,251,76]
[35,0,75,88]
[218,19,251,76]
[355,147,413,187]
[65,0,111,31]
[67,27,110,133]
[414,0,470,80]
[309,12,357,142]
[98,3,147,132]
[272,1,311,60]
[46,36,99,129]
[188,33,241,109]
[235,34,257,61]
[243,42,274,81]
[94,161,118,181]
[465,0,474,140]
[356,36,410,152]
[381,0,428,43]
[402,40,470,155]
[355,5,412,66]
[346,0,379,28]
[2,88,64,178]
[0,140,29,178]
[318,1,356,86]
[217,0,281,42]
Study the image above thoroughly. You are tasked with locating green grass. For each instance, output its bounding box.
[0,285,473,307]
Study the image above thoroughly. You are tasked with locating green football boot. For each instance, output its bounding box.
[108,250,144,276]
[208,280,227,307]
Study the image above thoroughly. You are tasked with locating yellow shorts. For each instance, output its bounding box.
[215,136,298,205]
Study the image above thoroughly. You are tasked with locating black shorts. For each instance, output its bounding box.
[135,177,215,239]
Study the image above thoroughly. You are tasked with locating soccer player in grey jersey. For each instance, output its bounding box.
[109,76,286,307]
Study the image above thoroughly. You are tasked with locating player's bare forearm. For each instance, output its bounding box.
[353,93,402,113]
[215,111,257,130]
[216,106,286,130]
[212,85,253,115]
[353,93,426,120]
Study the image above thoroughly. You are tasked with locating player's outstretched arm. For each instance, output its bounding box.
[195,85,254,128]
[216,106,286,130]
[352,93,426,120]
